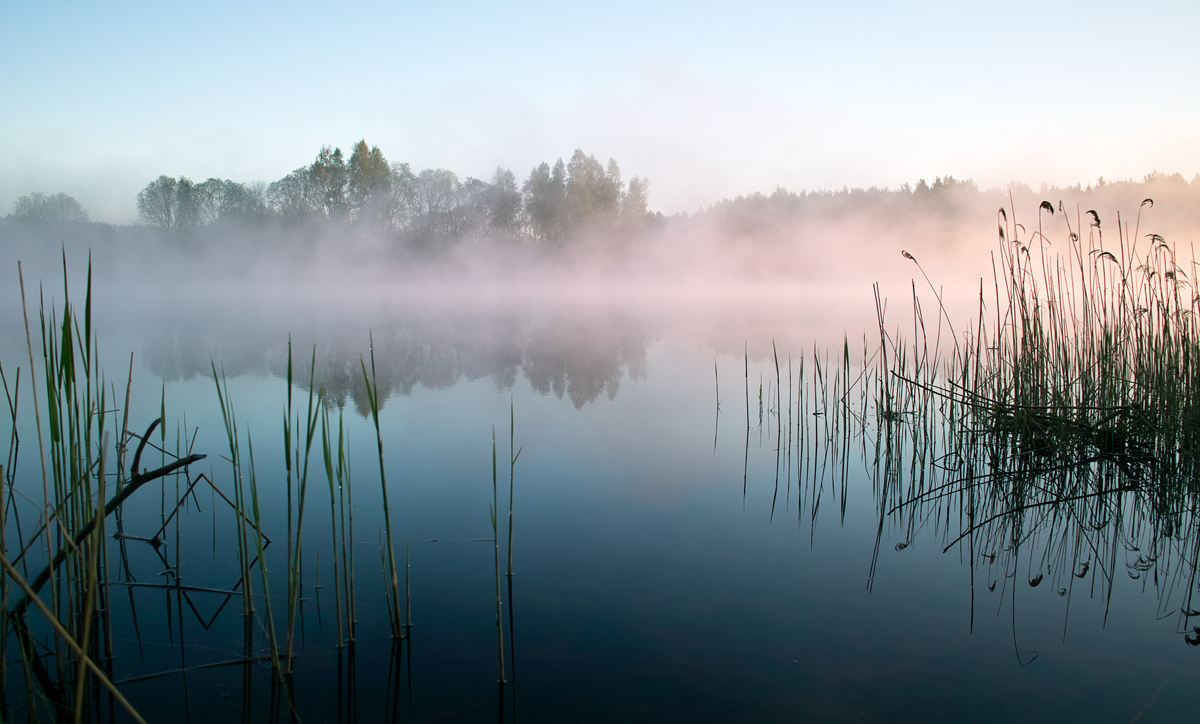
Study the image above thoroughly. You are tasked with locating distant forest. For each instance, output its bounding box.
[7,140,1200,255]
[130,142,653,251]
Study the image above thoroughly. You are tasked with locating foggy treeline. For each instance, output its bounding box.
[7,137,1198,268]
[6,149,1200,348]
[129,141,653,252]
[7,191,90,223]
[685,171,1200,247]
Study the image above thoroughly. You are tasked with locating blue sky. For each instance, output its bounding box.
[2,0,1197,221]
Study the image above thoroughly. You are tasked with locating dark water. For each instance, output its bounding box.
[4,288,1199,724]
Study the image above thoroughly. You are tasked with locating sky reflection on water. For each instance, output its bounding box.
[61,308,1197,721]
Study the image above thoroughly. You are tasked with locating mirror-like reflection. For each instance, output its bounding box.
[142,314,651,412]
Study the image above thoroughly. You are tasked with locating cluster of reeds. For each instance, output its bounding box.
[864,198,1200,644]
[0,256,421,720]
[732,334,867,533]
[729,197,1200,643]
[0,259,207,722]
[211,334,413,687]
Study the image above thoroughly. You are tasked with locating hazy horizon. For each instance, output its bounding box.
[3,1,1198,223]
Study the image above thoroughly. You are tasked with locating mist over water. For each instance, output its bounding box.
[7,172,1197,353]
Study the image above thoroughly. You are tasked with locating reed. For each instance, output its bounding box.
[714,359,721,414]
[213,362,255,624]
[1,362,20,718]
[321,404,345,647]
[212,368,282,677]
[283,343,322,674]
[246,433,283,677]
[342,414,357,642]
[744,343,750,428]
[863,198,1200,637]
[360,335,403,639]
[1,554,146,724]
[490,427,506,685]
[505,399,520,684]
[506,399,520,584]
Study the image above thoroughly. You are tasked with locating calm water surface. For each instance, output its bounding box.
[4,284,1198,723]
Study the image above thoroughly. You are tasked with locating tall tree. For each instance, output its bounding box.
[310,145,348,220]
[348,140,392,224]
[523,160,566,243]
[623,175,650,219]
[174,177,203,229]
[487,167,521,231]
[136,175,179,229]
[268,167,321,225]
[409,168,463,244]
[193,178,269,225]
[383,161,417,232]
[459,177,495,238]
[227,180,270,223]
[194,178,225,225]
[565,150,622,227]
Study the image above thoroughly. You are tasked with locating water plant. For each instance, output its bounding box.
[1,259,203,721]
[0,255,411,719]
[490,426,506,685]
[360,335,404,639]
[490,398,522,689]
[864,198,1200,648]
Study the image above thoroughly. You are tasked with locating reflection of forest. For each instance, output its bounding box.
[143,313,651,413]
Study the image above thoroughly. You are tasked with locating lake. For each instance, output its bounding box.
[2,237,1198,723]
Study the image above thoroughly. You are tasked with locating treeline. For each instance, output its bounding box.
[6,192,90,223]
[692,171,1200,225]
[692,174,984,233]
[10,162,1199,255]
[133,141,654,250]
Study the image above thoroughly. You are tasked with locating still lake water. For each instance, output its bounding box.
[4,268,1199,723]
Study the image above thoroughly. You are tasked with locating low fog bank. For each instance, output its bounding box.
[3,170,1199,396]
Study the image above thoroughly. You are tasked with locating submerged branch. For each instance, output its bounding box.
[8,421,204,621]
